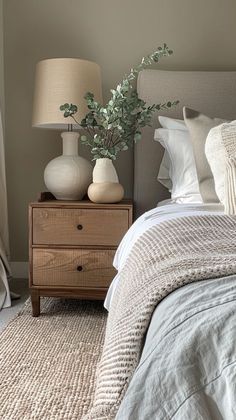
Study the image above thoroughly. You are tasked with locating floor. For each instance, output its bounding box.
[0,278,29,332]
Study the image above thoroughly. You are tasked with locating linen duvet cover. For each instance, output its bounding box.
[116,275,236,419]
[85,203,236,420]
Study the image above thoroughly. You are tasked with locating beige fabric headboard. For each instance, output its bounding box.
[135,70,236,217]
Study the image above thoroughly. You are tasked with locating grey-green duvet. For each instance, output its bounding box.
[116,275,236,420]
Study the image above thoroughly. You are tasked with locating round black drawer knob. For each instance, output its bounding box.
[77,265,83,272]
[77,224,83,230]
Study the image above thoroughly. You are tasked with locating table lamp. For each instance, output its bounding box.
[32,58,102,200]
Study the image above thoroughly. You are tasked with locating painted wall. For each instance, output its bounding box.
[3,0,236,261]
[0,0,4,118]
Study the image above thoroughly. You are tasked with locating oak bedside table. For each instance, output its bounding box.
[29,195,133,316]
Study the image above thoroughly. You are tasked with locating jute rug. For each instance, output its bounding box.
[0,298,107,420]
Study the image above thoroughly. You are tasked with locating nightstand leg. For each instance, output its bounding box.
[31,289,40,317]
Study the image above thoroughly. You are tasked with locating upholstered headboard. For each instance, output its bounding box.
[135,70,236,217]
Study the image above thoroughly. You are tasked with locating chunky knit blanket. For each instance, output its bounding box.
[84,215,236,420]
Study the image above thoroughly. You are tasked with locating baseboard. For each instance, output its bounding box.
[10,261,28,279]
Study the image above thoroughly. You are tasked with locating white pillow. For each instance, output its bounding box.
[157,150,172,191]
[157,116,187,191]
[158,115,187,131]
[154,127,202,203]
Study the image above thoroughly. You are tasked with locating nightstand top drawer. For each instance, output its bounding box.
[32,207,130,247]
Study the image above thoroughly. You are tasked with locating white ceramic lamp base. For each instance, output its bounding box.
[44,131,92,200]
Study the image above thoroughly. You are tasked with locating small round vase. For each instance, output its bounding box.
[88,182,124,204]
[44,132,92,200]
[88,158,124,204]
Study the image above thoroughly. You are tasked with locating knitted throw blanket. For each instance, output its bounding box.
[85,215,236,420]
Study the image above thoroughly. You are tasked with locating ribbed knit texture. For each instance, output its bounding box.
[84,215,236,420]
[221,124,236,215]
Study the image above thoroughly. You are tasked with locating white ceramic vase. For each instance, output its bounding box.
[88,158,124,203]
[92,158,119,183]
[44,131,92,200]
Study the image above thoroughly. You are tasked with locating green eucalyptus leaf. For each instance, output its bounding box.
[134,132,142,142]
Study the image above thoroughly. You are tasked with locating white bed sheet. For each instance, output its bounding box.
[104,202,224,311]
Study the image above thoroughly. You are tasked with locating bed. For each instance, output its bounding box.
[85,70,236,420]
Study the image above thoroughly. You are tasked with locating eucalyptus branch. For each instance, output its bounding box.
[112,135,123,148]
[59,44,179,160]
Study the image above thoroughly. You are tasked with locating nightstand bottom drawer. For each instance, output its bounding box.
[32,248,116,288]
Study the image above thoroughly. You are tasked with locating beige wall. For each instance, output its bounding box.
[3,0,236,261]
[0,0,4,118]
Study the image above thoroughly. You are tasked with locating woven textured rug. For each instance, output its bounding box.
[0,298,107,420]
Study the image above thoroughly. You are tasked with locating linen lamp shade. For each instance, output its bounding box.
[32,57,102,201]
[32,58,102,129]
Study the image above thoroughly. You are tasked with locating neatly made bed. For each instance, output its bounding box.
[85,71,236,420]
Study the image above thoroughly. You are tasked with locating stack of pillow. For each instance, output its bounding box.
[155,107,236,215]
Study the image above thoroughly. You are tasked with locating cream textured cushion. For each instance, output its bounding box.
[205,124,226,204]
[183,107,226,203]
[205,121,236,215]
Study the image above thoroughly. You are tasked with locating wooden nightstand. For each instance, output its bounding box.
[29,196,133,316]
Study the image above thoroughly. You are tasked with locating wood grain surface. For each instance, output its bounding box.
[29,199,133,315]
[33,248,116,288]
[33,208,129,246]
